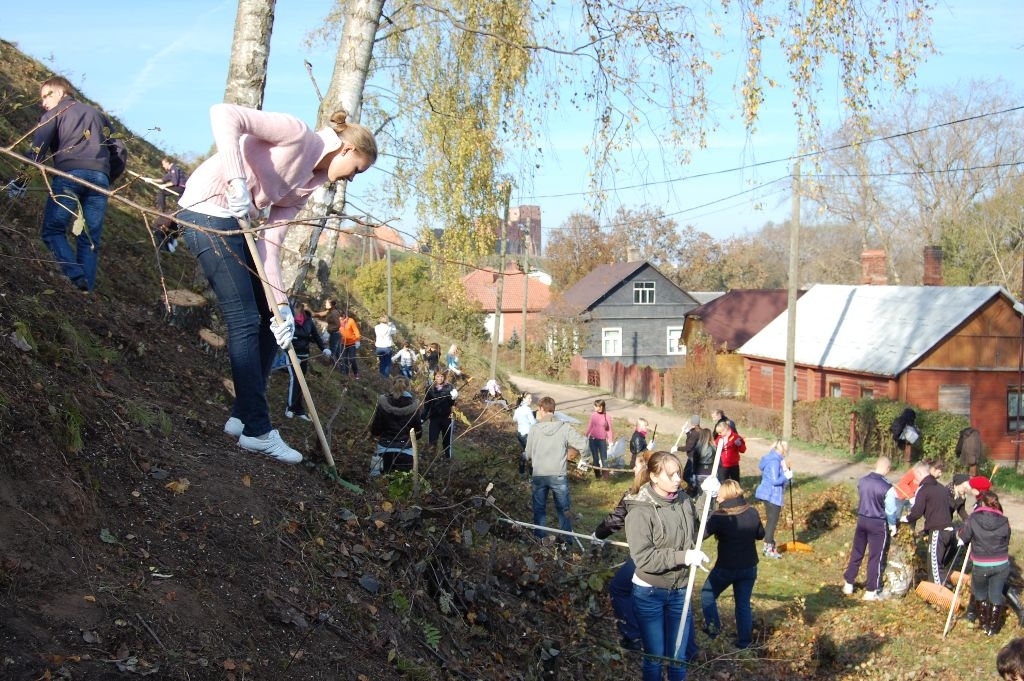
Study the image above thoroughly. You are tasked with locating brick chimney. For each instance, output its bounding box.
[923,246,943,286]
[860,250,887,285]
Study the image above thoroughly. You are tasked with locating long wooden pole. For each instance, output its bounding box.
[490,182,511,380]
[520,217,530,372]
[783,163,800,441]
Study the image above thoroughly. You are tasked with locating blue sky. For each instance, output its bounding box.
[4,1,1022,246]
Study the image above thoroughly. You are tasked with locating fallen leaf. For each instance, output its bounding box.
[374,519,385,529]
[241,474,252,488]
[252,517,261,525]
[99,528,119,544]
[83,595,96,603]
[286,520,299,534]
[381,501,394,512]
[164,478,190,495]
[223,659,237,671]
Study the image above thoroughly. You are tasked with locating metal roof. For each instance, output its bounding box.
[736,284,1013,377]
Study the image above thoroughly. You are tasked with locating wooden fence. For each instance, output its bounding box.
[570,355,672,409]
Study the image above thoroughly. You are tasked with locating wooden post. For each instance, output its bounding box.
[410,428,419,500]
[490,182,511,381]
[783,163,800,441]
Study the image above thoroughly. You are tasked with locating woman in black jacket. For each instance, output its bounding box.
[700,479,765,649]
[422,370,457,458]
[369,376,422,475]
[959,490,1012,636]
[284,303,330,421]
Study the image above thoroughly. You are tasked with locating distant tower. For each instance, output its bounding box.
[503,205,542,256]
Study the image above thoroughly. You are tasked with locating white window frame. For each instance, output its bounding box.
[633,281,655,304]
[602,327,622,357]
[666,326,685,355]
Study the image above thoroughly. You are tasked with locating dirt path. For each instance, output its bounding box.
[509,373,1024,528]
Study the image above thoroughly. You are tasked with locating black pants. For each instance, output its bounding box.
[428,416,452,455]
[718,465,740,483]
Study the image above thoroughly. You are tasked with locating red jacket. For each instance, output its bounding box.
[715,431,746,468]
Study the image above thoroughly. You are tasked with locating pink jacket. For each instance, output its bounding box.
[585,411,613,441]
[179,104,342,303]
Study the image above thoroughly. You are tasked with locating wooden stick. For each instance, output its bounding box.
[411,428,420,500]
[674,437,725,659]
[943,542,972,637]
[237,218,334,468]
[497,518,629,548]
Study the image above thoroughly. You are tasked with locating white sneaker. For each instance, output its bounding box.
[224,417,244,438]
[842,582,854,595]
[238,429,302,464]
[285,410,311,422]
[862,590,880,601]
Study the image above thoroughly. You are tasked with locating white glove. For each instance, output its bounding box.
[783,468,794,480]
[669,446,679,454]
[956,537,965,548]
[354,340,361,349]
[225,177,253,219]
[647,441,655,451]
[700,476,721,497]
[683,549,710,568]
[321,348,332,359]
[6,176,27,199]
[269,305,295,350]
[590,533,605,547]
[577,459,590,472]
[450,388,458,400]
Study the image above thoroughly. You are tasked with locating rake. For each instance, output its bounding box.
[778,481,812,553]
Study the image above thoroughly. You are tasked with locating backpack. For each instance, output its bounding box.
[105,136,128,181]
[698,438,715,471]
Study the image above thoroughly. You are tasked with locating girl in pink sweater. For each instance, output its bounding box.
[179,104,377,464]
[585,399,614,479]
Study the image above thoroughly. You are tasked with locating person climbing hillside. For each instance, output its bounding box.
[177,102,377,464]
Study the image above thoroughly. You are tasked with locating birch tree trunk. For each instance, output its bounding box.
[223,0,277,108]
[281,0,383,298]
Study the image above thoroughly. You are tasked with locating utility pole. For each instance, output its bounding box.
[386,244,392,318]
[490,182,511,381]
[783,163,800,441]
[520,217,531,372]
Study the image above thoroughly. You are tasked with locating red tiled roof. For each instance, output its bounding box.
[462,266,551,313]
[687,289,802,351]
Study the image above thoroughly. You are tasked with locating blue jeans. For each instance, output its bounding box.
[610,558,642,641]
[632,584,698,681]
[181,210,277,437]
[531,475,573,540]
[884,488,910,526]
[700,564,757,648]
[588,437,608,478]
[328,331,341,359]
[399,365,414,379]
[41,168,109,290]
[376,347,393,377]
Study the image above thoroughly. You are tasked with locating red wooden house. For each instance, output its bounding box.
[737,284,1024,462]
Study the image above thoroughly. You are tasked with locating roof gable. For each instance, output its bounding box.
[688,289,798,351]
[546,261,692,316]
[737,284,1013,376]
[462,266,551,312]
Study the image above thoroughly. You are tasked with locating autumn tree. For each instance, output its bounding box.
[544,212,612,291]
[606,205,682,267]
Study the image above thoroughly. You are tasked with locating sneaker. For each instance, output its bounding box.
[296,413,311,422]
[238,429,302,464]
[842,582,854,595]
[764,547,783,560]
[224,416,245,438]
[862,590,881,601]
[71,275,89,292]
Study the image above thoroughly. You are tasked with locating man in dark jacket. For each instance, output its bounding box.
[843,457,893,600]
[907,460,954,584]
[29,76,119,292]
[284,304,330,421]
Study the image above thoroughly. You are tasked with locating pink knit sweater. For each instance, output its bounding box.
[179,104,342,303]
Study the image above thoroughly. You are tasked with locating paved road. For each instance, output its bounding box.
[509,373,1024,528]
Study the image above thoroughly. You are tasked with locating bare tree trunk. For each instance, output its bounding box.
[282,0,383,299]
[224,0,277,108]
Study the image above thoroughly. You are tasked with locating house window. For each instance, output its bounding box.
[1008,388,1024,432]
[666,326,685,355]
[861,387,874,399]
[602,328,622,357]
[829,382,842,398]
[633,281,655,304]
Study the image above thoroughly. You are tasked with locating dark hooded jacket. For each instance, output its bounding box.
[958,506,1011,566]
[704,495,765,569]
[891,408,917,446]
[370,393,422,449]
[907,475,952,532]
[624,484,698,589]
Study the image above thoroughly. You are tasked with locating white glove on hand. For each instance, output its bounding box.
[577,459,590,472]
[269,305,295,350]
[321,348,332,359]
[7,176,27,199]
[669,446,679,454]
[450,388,459,400]
[700,476,722,497]
[590,533,605,547]
[783,468,794,480]
[683,549,710,568]
[354,340,361,349]
[225,177,253,219]
[647,441,655,451]
[957,537,965,548]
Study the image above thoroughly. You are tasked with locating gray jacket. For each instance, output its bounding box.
[624,484,698,589]
[526,417,588,477]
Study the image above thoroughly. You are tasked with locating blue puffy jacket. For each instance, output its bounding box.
[754,448,789,507]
